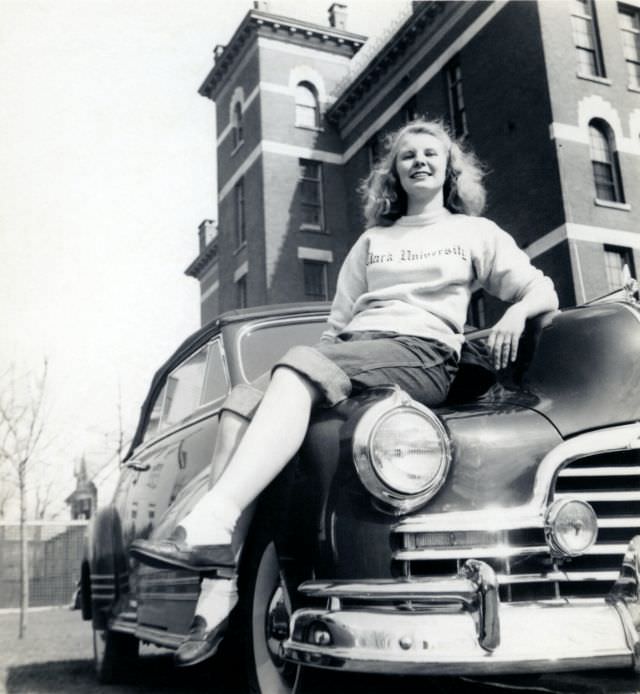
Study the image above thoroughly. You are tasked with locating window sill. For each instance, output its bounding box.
[295,124,324,133]
[595,198,631,211]
[233,241,247,255]
[628,84,640,94]
[300,223,327,233]
[576,73,611,86]
[230,140,245,157]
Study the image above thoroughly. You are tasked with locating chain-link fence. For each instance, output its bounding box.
[0,521,88,609]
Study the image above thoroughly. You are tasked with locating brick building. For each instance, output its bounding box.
[186,0,640,327]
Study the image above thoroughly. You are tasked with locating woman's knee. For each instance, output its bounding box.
[270,364,322,407]
[222,384,263,421]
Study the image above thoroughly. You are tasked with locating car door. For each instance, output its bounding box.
[129,338,231,636]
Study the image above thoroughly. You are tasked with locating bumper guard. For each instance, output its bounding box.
[281,540,640,675]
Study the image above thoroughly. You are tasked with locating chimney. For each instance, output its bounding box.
[328,3,348,30]
[253,1,269,10]
[198,219,218,252]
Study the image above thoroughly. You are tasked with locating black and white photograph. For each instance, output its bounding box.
[1,1,640,692]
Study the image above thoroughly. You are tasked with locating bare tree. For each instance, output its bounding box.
[0,361,49,638]
[32,474,57,520]
[0,465,13,519]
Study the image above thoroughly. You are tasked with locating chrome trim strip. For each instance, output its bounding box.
[587,543,635,555]
[298,578,477,602]
[137,592,200,601]
[393,545,549,561]
[599,517,640,528]
[395,542,629,562]
[498,571,618,584]
[392,422,640,536]
[555,491,640,502]
[137,576,200,587]
[559,466,640,477]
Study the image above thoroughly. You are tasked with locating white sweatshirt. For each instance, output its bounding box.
[321,208,555,354]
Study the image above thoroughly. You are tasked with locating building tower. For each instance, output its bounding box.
[65,456,97,520]
[187,2,366,324]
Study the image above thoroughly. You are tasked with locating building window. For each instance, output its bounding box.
[588,119,624,202]
[232,101,244,149]
[234,179,246,247]
[468,292,486,329]
[303,260,329,300]
[571,0,605,77]
[295,82,320,129]
[236,275,247,308]
[368,132,384,169]
[618,4,640,89]
[445,57,468,138]
[604,245,636,290]
[299,159,324,231]
[402,95,419,124]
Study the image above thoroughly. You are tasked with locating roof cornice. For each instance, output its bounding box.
[327,1,449,126]
[185,240,219,279]
[199,9,366,101]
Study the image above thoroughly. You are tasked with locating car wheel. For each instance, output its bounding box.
[92,624,138,684]
[239,534,302,694]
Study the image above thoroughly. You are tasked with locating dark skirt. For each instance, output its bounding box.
[273,330,459,407]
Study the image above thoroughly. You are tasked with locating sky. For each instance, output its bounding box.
[0,0,409,519]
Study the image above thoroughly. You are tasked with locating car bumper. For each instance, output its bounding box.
[281,538,640,676]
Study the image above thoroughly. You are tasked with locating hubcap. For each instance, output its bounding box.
[266,585,290,661]
[252,541,299,694]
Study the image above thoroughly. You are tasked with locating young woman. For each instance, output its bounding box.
[131,119,559,666]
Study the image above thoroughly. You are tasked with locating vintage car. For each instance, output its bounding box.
[81,279,640,693]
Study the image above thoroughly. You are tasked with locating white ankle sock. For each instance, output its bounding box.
[179,494,242,546]
[195,576,238,627]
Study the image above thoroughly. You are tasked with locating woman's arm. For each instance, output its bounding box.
[475,220,559,369]
[320,233,369,343]
[487,283,559,369]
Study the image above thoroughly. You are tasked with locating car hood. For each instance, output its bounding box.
[506,301,640,438]
[428,402,562,512]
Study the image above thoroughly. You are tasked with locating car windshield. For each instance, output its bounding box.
[239,318,327,383]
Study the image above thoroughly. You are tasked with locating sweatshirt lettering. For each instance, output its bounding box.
[366,245,468,266]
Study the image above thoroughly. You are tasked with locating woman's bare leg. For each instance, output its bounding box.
[180,367,320,545]
[173,368,321,665]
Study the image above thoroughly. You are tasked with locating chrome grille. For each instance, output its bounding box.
[552,449,640,597]
[391,450,640,603]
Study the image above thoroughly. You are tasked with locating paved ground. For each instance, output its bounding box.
[1,608,639,694]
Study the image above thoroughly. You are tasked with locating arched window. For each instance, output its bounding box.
[588,119,624,202]
[295,82,320,129]
[232,101,244,149]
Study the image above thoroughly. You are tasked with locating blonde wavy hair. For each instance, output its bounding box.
[360,119,486,228]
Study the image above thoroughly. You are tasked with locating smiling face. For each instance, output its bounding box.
[394,131,449,211]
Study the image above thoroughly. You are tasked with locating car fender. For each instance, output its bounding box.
[87,505,128,630]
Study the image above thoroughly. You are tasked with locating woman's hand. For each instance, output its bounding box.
[487,303,527,370]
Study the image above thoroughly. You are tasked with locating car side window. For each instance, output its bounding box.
[201,339,229,405]
[161,345,208,428]
[142,382,168,442]
[240,320,327,383]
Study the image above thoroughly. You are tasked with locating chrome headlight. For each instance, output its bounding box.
[353,388,451,512]
[545,498,598,557]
